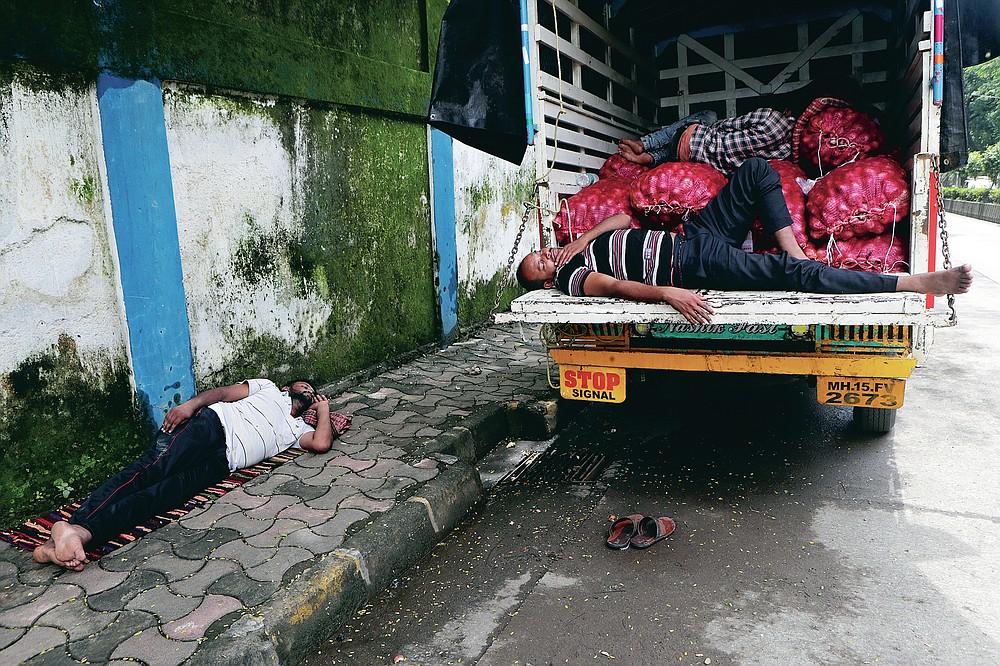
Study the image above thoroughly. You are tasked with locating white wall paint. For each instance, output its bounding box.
[163,85,333,380]
[0,75,126,374]
[452,142,536,296]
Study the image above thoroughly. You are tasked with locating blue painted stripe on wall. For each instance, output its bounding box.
[97,74,196,427]
[430,128,458,340]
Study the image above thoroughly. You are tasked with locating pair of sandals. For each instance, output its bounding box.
[605,514,676,550]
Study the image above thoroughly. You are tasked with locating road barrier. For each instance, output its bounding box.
[944,199,1000,223]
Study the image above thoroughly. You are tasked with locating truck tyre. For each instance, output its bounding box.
[853,407,897,433]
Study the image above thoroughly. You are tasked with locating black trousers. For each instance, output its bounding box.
[674,158,898,293]
[68,409,230,546]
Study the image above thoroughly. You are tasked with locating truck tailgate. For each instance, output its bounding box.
[494,289,954,326]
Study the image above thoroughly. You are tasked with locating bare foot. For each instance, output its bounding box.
[898,264,973,295]
[618,138,645,154]
[32,538,66,566]
[50,520,92,570]
[618,141,654,166]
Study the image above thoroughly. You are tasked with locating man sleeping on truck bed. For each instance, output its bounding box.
[516,158,972,325]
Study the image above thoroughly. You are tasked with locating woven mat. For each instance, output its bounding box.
[0,447,305,561]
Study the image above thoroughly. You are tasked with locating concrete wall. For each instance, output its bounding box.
[945,199,1000,224]
[0,0,535,526]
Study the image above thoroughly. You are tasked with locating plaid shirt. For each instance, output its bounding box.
[688,108,795,174]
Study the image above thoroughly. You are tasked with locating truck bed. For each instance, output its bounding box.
[494,288,952,326]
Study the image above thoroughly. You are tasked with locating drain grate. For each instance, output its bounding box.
[498,447,608,486]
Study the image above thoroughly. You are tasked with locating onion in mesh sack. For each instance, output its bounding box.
[628,162,727,229]
[806,157,910,241]
[598,153,650,182]
[751,159,810,254]
[551,176,642,246]
[794,98,884,175]
[813,230,909,274]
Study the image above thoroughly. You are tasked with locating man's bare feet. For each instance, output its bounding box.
[618,138,654,166]
[32,538,69,568]
[897,264,973,295]
[49,520,92,571]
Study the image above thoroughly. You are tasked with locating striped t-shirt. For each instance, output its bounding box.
[208,379,314,471]
[554,228,674,296]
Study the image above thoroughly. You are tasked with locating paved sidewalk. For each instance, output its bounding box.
[0,324,563,665]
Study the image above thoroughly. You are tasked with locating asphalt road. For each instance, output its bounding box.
[304,214,1000,666]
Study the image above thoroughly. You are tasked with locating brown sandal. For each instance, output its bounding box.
[630,516,676,549]
[605,513,644,550]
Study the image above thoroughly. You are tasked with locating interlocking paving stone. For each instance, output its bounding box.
[296,465,352,488]
[392,463,441,482]
[207,570,279,607]
[303,485,359,511]
[87,571,167,612]
[356,458,408,478]
[167,559,239,597]
[211,511,274,538]
[0,584,81,628]
[161,594,242,641]
[0,580,50,613]
[125,585,201,622]
[278,528,346,554]
[209,541,275,568]
[34,597,119,641]
[363,476,417,500]
[176,501,241,529]
[15,561,63,587]
[415,426,443,437]
[215,490,270,510]
[136,553,205,582]
[0,626,67,665]
[23,646,78,665]
[276,502,336,525]
[241,493,299,515]
[171,527,241,560]
[110,627,198,665]
[339,494,395,514]
[311,508,371,538]
[66,609,158,663]
[243,546,313,583]
[327,455,377,472]
[58,566,129,597]
[236,472,299,497]
[381,410,420,425]
[0,625,24,650]
[330,473,384,493]
[244,518,307,548]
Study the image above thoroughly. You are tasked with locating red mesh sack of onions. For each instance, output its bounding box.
[806,157,910,242]
[751,160,810,254]
[628,162,727,229]
[551,176,642,246]
[598,153,650,181]
[813,231,910,274]
[793,97,884,175]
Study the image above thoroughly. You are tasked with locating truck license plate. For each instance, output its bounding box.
[817,377,904,409]
[559,365,626,403]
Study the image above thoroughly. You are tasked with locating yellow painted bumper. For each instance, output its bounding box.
[549,348,917,379]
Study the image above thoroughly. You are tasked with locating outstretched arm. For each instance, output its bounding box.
[773,227,808,260]
[551,214,633,266]
[299,395,334,454]
[161,382,251,433]
[583,273,714,324]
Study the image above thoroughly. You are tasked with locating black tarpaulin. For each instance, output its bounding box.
[941,0,1000,170]
[427,0,528,165]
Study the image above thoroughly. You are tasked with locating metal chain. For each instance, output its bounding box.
[931,155,957,324]
[490,186,539,317]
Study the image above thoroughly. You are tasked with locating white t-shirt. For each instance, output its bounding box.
[208,379,314,471]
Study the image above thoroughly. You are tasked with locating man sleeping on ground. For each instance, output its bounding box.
[32,378,334,571]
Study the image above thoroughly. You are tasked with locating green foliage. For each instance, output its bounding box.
[943,187,1000,204]
[964,59,1000,152]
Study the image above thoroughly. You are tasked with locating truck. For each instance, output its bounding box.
[489,0,981,433]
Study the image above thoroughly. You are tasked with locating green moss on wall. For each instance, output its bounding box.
[296,104,437,382]
[0,335,153,529]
